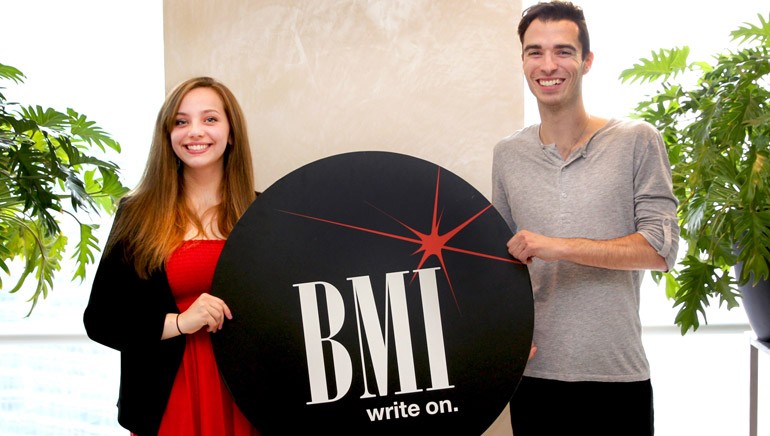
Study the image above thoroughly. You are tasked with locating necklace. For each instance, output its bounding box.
[560,115,591,159]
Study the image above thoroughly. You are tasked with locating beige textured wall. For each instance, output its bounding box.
[163,1,523,434]
[163,0,524,200]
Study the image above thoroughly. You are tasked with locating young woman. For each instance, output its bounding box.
[84,76,259,436]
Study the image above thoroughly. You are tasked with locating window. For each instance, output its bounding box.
[1,1,163,434]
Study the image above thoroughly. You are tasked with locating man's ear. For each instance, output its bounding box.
[582,51,594,74]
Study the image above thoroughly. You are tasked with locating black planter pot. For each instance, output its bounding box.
[735,262,770,342]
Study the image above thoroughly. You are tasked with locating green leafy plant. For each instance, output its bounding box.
[620,13,770,334]
[0,62,128,315]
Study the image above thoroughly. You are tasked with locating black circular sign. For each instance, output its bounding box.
[212,151,533,435]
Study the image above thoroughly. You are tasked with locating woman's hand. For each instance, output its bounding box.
[179,293,233,334]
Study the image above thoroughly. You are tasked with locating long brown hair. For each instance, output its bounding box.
[107,77,256,278]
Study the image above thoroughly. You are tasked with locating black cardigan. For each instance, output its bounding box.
[85,193,259,434]
[83,236,185,436]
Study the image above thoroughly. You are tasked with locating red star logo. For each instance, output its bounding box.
[279,167,521,312]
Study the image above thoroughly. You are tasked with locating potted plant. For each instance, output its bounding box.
[0,62,127,315]
[618,13,770,337]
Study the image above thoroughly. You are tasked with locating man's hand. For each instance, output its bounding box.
[506,230,561,264]
[528,342,537,361]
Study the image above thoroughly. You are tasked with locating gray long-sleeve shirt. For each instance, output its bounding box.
[491,118,679,382]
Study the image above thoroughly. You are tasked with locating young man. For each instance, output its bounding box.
[491,2,679,434]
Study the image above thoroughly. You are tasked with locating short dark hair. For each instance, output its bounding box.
[517,1,590,59]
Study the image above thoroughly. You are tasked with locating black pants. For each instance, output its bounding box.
[509,376,654,436]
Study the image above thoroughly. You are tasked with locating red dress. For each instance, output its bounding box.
[149,240,258,436]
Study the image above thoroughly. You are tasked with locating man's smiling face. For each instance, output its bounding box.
[521,18,593,111]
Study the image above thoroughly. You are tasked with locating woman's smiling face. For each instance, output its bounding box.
[170,86,230,172]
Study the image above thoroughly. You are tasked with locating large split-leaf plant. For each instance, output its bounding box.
[0,62,127,315]
[620,13,770,334]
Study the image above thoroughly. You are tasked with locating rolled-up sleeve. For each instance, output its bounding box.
[634,125,680,271]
